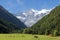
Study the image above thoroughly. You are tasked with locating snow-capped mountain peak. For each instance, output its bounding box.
[34,9,50,16]
[16,9,51,27]
[31,9,38,12]
[23,12,27,16]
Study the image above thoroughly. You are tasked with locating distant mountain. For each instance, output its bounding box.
[29,5,60,36]
[0,5,26,33]
[16,9,51,27]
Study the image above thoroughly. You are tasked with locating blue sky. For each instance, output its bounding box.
[0,0,60,14]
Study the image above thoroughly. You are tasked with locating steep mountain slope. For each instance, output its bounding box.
[0,5,26,33]
[16,9,50,27]
[23,5,60,36]
[31,5,60,36]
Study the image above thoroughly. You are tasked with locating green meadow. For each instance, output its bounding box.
[0,34,60,40]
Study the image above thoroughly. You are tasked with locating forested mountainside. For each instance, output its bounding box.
[23,5,60,36]
[0,5,26,33]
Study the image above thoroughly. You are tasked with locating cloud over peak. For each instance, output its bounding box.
[16,0,24,5]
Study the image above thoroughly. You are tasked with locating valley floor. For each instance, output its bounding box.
[0,34,60,40]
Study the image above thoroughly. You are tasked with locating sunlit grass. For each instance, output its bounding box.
[0,34,60,40]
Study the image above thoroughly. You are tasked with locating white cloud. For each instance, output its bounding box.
[7,2,13,7]
[16,0,24,5]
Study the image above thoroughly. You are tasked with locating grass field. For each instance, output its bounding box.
[0,34,60,40]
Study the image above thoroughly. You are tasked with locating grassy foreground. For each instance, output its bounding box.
[0,34,60,40]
